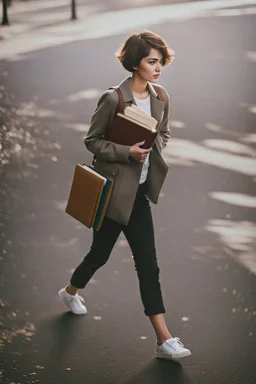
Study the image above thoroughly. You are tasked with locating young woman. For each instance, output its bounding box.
[58,31,191,360]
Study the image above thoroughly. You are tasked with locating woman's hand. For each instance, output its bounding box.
[129,141,152,163]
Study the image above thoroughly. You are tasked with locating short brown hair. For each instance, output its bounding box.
[116,30,174,72]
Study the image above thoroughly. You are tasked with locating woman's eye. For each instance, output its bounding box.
[149,61,155,65]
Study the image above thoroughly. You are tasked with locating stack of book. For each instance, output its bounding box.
[65,164,114,231]
[107,104,158,149]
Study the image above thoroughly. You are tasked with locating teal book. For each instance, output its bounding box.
[93,177,113,230]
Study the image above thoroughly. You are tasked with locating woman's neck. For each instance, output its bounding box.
[130,74,149,99]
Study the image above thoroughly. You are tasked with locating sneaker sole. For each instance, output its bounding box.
[155,350,191,359]
[57,292,87,315]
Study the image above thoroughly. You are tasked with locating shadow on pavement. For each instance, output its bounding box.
[124,359,194,384]
[38,312,85,368]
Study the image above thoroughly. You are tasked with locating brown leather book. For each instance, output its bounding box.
[107,114,158,149]
[107,87,162,149]
[65,164,114,230]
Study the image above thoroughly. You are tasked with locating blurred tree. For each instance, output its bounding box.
[71,0,77,20]
[1,0,9,25]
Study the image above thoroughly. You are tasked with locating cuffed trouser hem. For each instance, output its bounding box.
[145,308,166,317]
[69,279,85,290]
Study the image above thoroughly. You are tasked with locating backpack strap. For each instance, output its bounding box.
[108,86,124,113]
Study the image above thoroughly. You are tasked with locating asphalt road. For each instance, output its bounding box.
[0,2,256,384]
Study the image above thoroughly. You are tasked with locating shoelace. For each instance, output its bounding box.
[167,337,184,348]
[174,337,184,347]
[68,294,85,303]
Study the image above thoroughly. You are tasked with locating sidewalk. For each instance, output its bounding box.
[1,0,255,43]
[0,0,255,61]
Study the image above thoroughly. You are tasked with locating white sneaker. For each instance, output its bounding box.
[57,287,87,315]
[155,337,191,359]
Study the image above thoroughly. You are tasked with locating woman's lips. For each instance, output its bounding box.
[153,74,160,78]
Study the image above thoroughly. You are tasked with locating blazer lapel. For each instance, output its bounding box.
[148,82,165,131]
[117,76,165,131]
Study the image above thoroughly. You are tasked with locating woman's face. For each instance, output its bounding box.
[135,48,163,83]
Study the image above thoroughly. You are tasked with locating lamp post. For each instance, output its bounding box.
[1,0,9,25]
[71,0,77,20]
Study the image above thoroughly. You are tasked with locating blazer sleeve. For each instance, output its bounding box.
[84,91,131,163]
[159,88,171,149]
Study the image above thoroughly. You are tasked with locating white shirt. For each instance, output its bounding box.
[133,95,151,184]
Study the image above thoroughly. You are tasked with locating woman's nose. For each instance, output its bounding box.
[156,63,161,72]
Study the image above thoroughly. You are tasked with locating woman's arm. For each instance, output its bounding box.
[84,91,131,163]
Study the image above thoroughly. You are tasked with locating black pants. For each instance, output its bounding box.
[70,182,166,316]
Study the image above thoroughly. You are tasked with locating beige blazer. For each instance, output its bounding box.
[84,76,170,225]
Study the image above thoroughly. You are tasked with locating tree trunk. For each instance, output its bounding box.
[2,0,9,25]
[71,0,77,20]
